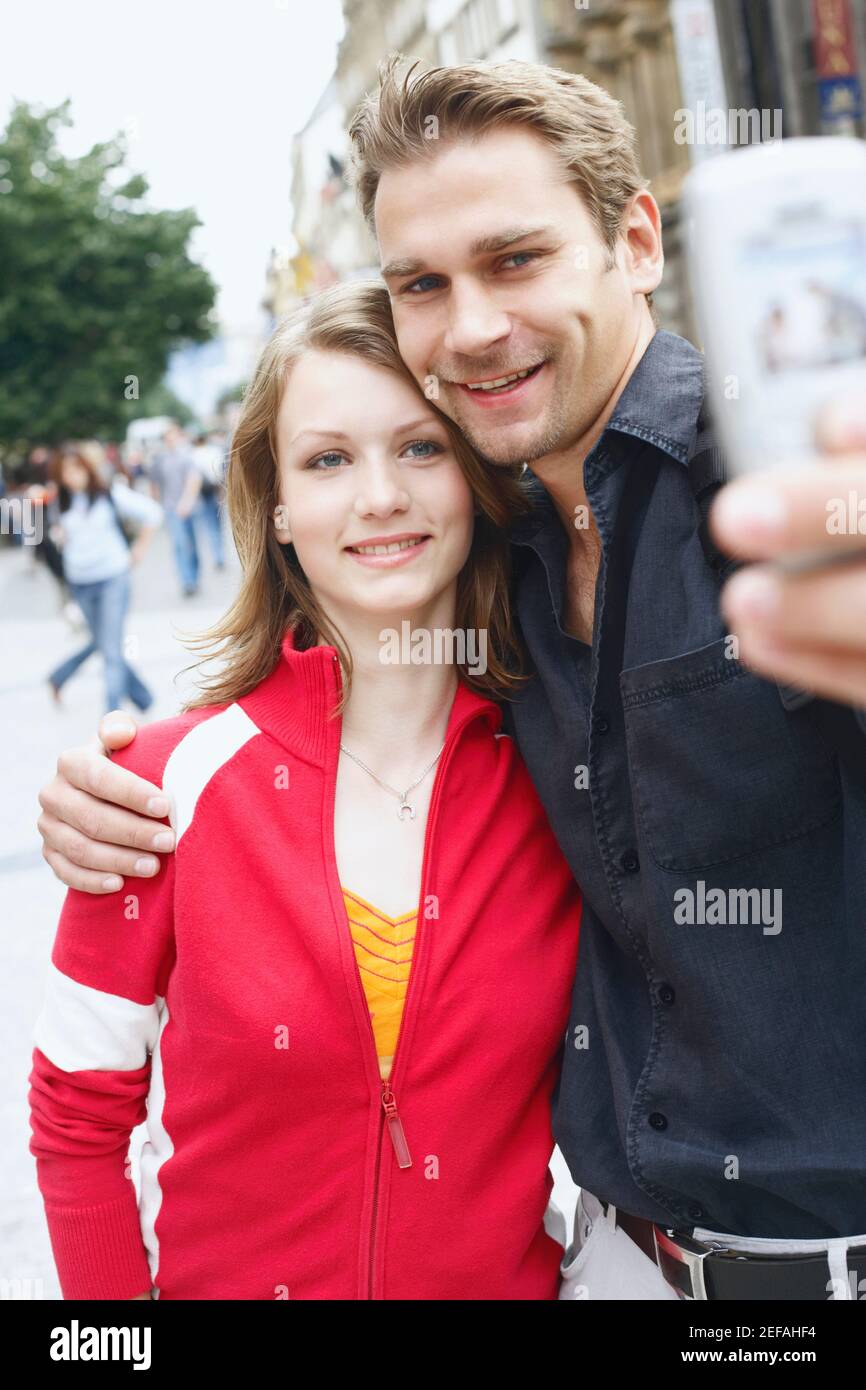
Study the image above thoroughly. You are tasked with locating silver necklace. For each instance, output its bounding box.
[339,739,447,821]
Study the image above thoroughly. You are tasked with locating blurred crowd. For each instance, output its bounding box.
[0,425,231,714]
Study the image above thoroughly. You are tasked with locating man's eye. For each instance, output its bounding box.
[307,451,347,470]
[500,252,537,269]
[404,275,442,294]
[403,439,443,459]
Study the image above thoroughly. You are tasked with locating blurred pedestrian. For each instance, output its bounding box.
[148,423,202,596]
[191,429,226,569]
[46,442,162,713]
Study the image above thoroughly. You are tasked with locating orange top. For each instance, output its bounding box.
[342,887,417,1080]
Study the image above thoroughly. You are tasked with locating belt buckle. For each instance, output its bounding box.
[653,1227,721,1300]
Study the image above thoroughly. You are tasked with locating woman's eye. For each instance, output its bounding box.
[308,451,347,470]
[403,439,443,459]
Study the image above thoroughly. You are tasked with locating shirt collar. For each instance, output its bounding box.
[509,329,706,544]
[605,329,705,467]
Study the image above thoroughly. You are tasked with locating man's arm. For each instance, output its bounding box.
[38,714,175,894]
[710,397,866,718]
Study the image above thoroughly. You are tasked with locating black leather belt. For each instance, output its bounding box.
[603,1204,866,1300]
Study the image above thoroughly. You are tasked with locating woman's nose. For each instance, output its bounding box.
[354,461,410,516]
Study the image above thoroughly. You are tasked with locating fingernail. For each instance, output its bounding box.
[726,570,782,621]
[147,797,170,816]
[103,875,123,890]
[717,488,788,538]
[104,717,134,734]
[134,857,159,875]
[152,831,174,851]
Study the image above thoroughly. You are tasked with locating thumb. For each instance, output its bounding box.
[99,710,138,750]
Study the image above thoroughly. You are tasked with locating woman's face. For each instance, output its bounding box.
[60,456,89,491]
[274,349,476,627]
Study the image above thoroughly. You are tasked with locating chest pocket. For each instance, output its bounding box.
[620,637,842,872]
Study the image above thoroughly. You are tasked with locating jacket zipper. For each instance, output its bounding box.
[327,653,482,1298]
[381,1080,412,1166]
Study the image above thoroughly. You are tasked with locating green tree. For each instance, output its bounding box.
[0,101,217,454]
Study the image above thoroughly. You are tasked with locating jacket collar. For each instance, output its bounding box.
[509,329,706,545]
[238,624,502,767]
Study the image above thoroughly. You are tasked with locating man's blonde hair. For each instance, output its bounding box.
[349,53,655,308]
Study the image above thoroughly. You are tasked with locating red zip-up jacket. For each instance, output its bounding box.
[28,627,582,1300]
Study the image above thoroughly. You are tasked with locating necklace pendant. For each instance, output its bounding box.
[398,800,416,822]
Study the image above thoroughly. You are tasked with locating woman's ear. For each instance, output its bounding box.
[273,503,292,544]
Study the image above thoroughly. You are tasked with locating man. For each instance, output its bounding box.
[190,429,227,571]
[149,423,202,597]
[36,58,866,1300]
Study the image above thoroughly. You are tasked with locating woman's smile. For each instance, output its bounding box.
[344,532,432,568]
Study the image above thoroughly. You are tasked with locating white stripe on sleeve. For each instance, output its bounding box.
[162,702,261,843]
[33,961,161,1071]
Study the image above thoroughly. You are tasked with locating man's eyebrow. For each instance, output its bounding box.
[469,224,557,257]
[381,225,557,281]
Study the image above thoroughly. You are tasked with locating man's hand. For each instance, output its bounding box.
[710,398,866,708]
[38,712,175,894]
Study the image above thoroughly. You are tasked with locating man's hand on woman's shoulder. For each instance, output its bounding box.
[37,711,176,894]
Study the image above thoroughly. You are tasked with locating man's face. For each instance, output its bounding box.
[376,126,653,467]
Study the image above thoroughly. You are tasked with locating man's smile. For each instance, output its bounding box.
[451,360,547,406]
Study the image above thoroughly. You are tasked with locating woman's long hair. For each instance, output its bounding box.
[49,441,110,513]
[181,279,535,715]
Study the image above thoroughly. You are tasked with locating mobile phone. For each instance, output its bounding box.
[683,137,866,478]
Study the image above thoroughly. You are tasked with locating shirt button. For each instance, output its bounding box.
[593,714,610,734]
[620,849,640,873]
[658,983,675,1006]
[648,1112,668,1131]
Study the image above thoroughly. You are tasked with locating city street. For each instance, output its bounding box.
[0,523,577,1299]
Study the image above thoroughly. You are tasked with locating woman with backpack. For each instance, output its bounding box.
[47,441,163,713]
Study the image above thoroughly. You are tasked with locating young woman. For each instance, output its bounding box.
[28,281,582,1301]
[46,442,163,713]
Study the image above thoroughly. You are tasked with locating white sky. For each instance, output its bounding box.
[1,0,345,333]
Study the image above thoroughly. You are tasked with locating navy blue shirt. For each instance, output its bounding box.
[503,329,866,1239]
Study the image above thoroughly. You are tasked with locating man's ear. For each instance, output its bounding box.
[622,189,664,298]
[273,503,292,544]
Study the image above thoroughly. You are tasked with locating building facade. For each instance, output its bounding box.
[280,0,864,341]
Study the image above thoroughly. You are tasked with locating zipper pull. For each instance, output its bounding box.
[381,1081,412,1168]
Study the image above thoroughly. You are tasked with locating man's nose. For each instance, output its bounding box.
[443,280,511,360]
